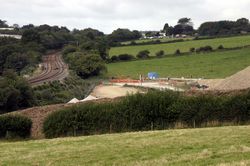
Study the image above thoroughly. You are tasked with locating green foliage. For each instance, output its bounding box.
[43,90,250,138]
[198,18,250,36]
[175,49,181,55]
[155,50,165,57]
[0,70,36,113]
[64,52,106,78]
[0,115,32,139]
[0,38,43,75]
[117,54,134,61]
[196,45,213,53]
[218,45,224,50]
[190,47,195,52]
[111,55,119,62]
[109,28,141,42]
[62,45,78,56]
[33,73,101,106]
[136,50,150,59]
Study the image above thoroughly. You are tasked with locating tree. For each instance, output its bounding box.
[198,18,250,36]
[65,52,107,79]
[109,28,142,42]
[21,29,41,44]
[0,70,36,113]
[0,19,8,28]
[178,18,193,26]
[173,18,194,35]
[163,23,169,32]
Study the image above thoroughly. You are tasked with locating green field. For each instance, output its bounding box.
[110,35,250,56]
[121,37,193,45]
[107,48,250,79]
[0,126,250,165]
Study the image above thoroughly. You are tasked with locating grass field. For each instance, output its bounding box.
[121,37,193,45]
[107,48,250,79]
[110,35,250,56]
[0,126,250,165]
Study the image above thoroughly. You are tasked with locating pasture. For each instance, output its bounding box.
[120,37,193,45]
[107,48,250,79]
[110,35,250,56]
[0,126,250,165]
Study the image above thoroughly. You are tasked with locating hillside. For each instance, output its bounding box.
[107,48,250,79]
[0,126,250,165]
[110,35,250,56]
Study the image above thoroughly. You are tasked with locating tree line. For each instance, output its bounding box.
[163,17,250,37]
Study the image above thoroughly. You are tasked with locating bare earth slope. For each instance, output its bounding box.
[212,66,250,91]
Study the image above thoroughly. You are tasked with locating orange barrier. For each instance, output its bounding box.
[110,79,141,83]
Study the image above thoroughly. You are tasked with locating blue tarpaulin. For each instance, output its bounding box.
[148,72,159,79]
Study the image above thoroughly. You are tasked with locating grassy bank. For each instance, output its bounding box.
[0,126,250,165]
[107,48,250,79]
[110,35,250,56]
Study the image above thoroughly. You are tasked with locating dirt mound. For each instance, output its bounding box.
[212,66,250,91]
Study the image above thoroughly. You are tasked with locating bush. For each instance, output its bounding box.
[218,45,224,50]
[0,115,32,139]
[137,50,150,59]
[175,49,181,55]
[43,90,250,139]
[111,55,119,62]
[43,103,114,138]
[118,54,134,61]
[156,50,165,57]
[190,47,195,53]
[196,46,213,53]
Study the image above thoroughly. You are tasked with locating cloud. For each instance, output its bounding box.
[0,0,249,33]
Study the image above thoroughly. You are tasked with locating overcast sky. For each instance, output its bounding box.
[1,0,250,33]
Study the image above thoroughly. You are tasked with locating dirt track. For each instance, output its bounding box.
[91,85,140,98]
[28,52,68,86]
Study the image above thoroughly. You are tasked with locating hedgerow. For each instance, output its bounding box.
[0,115,32,139]
[43,90,250,138]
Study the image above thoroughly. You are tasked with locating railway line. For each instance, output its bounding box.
[28,52,68,86]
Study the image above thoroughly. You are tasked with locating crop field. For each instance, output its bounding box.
[0,126,250,165]
[110,35,250,56]
[107,48,250,79]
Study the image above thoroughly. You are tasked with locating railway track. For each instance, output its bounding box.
[28,52,68,86]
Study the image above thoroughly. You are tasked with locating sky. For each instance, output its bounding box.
[0,0,250,34]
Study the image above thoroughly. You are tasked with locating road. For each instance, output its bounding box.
[28,52,68,86]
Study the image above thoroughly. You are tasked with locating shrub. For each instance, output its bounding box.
[0,115,32,139]
[196,46,213,53]
[190,47,195,53]
[137,50,150,59]
[118,54,134,61]
[218,45,224,50]
[43,103,114,138]
[175,49,181,55]
[43,90,250,139]
[111,55,119,62]
[156,50,165,57]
